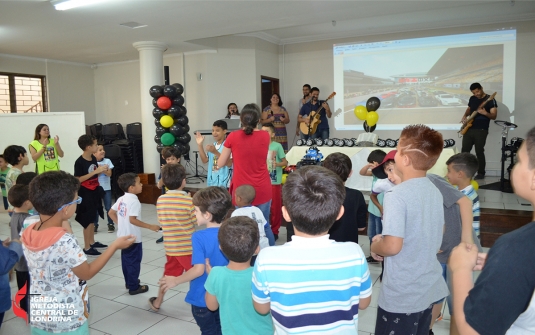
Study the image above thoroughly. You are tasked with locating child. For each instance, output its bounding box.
[8,184,32,313]
[231,184,270,250]
[449,126,535,334]
[2,145,29,215]
[109,173,160,295]
[373,151,480,335]
[0,154,10,210]
[74,135,109,255]
[155,147,181,243]
[195,120,233,188]
[205,216,273,335]
[359,149,387,262]
[323,152,367,243]
[20,171,135,334]
[252,166,372,334]
[370,124,448,335]
[262,123,288,241]
[0,238,23,328]
[446,152,481,238]
[95,145,115,233]
[159,186,232,334]
[149,164,196,311]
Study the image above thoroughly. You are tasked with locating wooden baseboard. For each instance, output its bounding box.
[480,208,532,247]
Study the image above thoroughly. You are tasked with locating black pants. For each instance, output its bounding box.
[375,305,433,335]
[462,128,488,176]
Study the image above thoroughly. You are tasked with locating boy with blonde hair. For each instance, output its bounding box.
[371,124,448,335]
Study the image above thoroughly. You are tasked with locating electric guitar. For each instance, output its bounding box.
[459,92,497,135]
[300,92,336,135]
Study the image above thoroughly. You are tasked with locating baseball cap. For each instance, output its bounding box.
[372,150,397,179]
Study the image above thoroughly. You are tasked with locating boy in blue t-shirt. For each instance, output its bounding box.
[159,186,232,334]
[194,120,232,188]
[95,145,114,233]
[359,149,387,263]
[205,216,273,335]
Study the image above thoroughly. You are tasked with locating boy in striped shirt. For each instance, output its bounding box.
[149,163,196,311]
[252,166,372,334]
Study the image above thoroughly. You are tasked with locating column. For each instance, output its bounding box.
[133,41,167,175]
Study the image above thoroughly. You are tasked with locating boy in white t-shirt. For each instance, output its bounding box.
[231,185,270,254]
[109,173,160,295]
[95,145,115,233]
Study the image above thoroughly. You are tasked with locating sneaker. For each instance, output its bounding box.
[91,241,108,248]
[435,312,443,322]
[94,225,98,233]
[129,285,149,295]
[429,330,434,335]
[474,174,485,180]
[274,234,279,241]
[366,256,378,263]
[156,236,164,244]
[83,247,101,256]
[107,224,115,233]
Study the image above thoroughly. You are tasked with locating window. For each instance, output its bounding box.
[0,72,48,113]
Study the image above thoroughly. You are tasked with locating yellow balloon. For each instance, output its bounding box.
[366,111,379,127]
[160,115,174,128]
[354,105,368,120]
[281,174,288,185]
[471,179,479,191]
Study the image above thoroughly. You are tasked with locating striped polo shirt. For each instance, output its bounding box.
[252,235,372,334]
[156,190,196,256]
[460,185,481,237]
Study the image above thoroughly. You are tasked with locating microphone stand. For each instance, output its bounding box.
[186,151,206,184]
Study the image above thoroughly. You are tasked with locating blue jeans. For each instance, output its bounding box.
[191,305,222,335]
[2,195,7,210]
[301,128,329,141]
[368,213,383,243]
[95,190,113,227]
[256,200,275,246]
[122,242,143,291]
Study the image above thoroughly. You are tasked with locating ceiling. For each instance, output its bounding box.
[1,0,534,64]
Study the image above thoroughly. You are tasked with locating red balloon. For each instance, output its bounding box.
[157,96,172,110]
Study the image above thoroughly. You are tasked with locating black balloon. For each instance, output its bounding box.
[152,98,158,108]
[156,143,165,153]
[172,143,185,155]
[182,143,190,156]
[167,106,180,119]
[149,85,163,98]
[178,106,187,117]
[183,125,190,133]
[154,118,161,127]
[163,85,177,99]
[366,97,381,112]
[172,96,184,107]
[172,83,184,95]
[170,124,185,136]
[363,121,377,133]
[154,134,161,144]
[152,108,164,119]
[178,133,191,144]
[176,115,189,126]
[155,126,166,136]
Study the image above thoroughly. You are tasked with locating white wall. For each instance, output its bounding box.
[0,54,96,123]
[281,20,535,175]
[255,38,280,108]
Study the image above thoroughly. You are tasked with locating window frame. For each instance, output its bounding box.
[0,72,48,113]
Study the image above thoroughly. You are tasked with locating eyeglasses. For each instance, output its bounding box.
[57,196,82,212]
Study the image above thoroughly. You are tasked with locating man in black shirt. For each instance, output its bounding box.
[460,83,497,179]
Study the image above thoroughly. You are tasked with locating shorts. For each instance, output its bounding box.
[75,186,103,229]
[164,255,192,276]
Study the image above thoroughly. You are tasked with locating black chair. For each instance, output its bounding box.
[85,125,91,135]
[126,122,142,140]
[102,123,119,144]
[115,123,127,140]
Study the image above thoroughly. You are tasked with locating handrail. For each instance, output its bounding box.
[24,101,41,113]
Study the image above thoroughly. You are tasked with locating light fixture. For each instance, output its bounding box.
[51,0,106,11]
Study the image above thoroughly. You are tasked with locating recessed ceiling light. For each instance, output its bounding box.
[119,22,148,29]
[51,0,106,11]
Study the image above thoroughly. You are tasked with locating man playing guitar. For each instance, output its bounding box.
[298,87,332,140]
[297,84,312,137]
[461,82,498,179]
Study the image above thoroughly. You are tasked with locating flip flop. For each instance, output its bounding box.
[148,297,160,312]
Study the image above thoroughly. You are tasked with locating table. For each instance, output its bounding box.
[286,146,457,191]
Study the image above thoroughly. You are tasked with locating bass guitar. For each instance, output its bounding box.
[300,92,336,135]
[459,92,496,135]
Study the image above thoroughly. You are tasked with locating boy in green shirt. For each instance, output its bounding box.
[204,216,273,335]
[262,123,287,241]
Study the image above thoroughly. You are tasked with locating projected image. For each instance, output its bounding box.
[333,30,516,130]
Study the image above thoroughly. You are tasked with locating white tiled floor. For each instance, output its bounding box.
[0,176,530,335]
